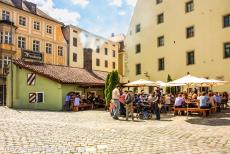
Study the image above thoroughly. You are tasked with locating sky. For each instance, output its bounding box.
[29,0,137,38]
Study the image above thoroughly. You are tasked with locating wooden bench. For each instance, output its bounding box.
[75,104,93,111]
[174,108,210,117]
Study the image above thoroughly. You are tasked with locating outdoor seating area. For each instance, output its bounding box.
[112,75,229,120]
[64,92,105,112]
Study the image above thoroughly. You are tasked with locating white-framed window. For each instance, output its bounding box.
[4,32,12,44]
[33,21,40,30]
[18,36,26,49]
[58,46,63,56]
[29,92,44,103]
[46,25,52,34]
[33,40,40,52]
[36,92,44,103]
[46,43,52,54]
[2,10,10,21]
[19,16,26,26]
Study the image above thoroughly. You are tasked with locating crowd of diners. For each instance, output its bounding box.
[64,92,104,111]
[110,86,230,120]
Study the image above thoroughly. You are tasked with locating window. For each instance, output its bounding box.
[158,58,165,71]
[46,43,52,54]
[58,46,63,56]
[2,10,10,21]
[185,1,194,13]
[224,42,230,58]
[73,53,77,62]
[136,44,141,53]
[4,32,12,44]
[33,40,40,52]
[19,16,26,26]
[156,0,163,4]
[96,59,100,66]
[157,13,164,24]
[73,37,77,47]
[46,25,52,34]
[0,32,3,44]
[136,24,141,33]
[105,60,108,68]
[223,14,230,28]
[136,63,141,75]
[157,36,164,47]
[112,62,116,69]
[186,26,194,38]
[18,36,26,49]
[187,51,195,65]
[33,21,40,30]
[105,48,108,55]
[112,50,116,57]
[36,92,44,103]
[96,46,100,53]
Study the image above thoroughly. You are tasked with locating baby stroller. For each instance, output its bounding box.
[136,102,153,120]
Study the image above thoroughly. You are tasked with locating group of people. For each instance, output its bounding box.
[110,85,230,120]
[111,86,163,121]
[174,91,229,111]
[64,92,104,111]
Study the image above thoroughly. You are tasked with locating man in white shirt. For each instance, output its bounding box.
[112,85,120,120]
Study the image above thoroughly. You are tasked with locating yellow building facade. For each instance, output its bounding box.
[125,0,230,91]
[0,0,67,65]
[63,25,119,72]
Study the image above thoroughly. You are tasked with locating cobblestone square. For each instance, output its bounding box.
[0,106,230,154]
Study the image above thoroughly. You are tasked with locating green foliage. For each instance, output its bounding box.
[166,74,173,94]
[104,70,120,108]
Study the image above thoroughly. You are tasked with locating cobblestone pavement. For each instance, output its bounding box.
[0,106,230,154]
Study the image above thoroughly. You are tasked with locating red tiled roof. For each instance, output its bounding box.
[13,60,107,86]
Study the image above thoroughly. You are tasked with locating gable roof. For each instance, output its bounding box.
[13,60,108,87]
[0,0,63,24]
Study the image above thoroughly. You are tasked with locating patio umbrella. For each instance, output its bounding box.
[169,75,209,118]
[124,79,159,87]
[199,78,228,89]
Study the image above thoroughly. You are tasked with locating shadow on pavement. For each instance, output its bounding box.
[186,118,230,126]
[186,107,230,126]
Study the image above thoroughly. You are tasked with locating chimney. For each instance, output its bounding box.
[12,0,23,8]
[83,48,93,72]
[24,1,37,14]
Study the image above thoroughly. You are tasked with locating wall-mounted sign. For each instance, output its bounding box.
[22,50,43,62]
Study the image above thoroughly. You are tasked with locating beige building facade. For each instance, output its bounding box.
[62,25,119,72]
[0,0,67,105]
[125,0,230,91]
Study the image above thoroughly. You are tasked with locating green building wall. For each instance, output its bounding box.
[6,65,105,111]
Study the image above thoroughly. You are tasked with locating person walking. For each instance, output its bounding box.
[154,87,161,120]
[125,90,135,121]
[112,85,120,120]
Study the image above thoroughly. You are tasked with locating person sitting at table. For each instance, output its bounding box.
[197,92,210,109]
[174,93,184,108]
[214,92,222,112]
[207,92,214,107]
[73,95,80,111]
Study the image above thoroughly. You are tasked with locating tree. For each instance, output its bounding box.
[104,70,120,108]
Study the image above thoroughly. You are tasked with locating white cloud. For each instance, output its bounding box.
[109,0,123,7]
[28,0,80,25]
[70,0,89,7]
[125,0,137,6]
[118,11,126,16]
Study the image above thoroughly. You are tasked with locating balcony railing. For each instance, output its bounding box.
[0,20,15,26]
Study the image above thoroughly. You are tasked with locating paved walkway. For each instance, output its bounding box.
[0,106,230,154]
